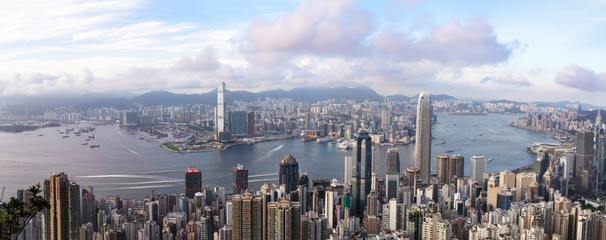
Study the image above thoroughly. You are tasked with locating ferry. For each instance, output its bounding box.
[62,135,69,138]
[338,141,354,150]
[317,137,335,143]
[90,144,100,148]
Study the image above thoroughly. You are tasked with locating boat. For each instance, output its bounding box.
[139,137,144,140]
[479,133,484,136]
[441,140,445,144]
[62,136,69,138]
[90,144,100,148]
[317,137,335,143]
[301,136,315,142]
[338,141,354,150]
[487,158,493,162]
[85,139,91,141]
[82,143,88,145]
[88,134,95,139]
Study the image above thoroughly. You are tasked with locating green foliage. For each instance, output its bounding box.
[0,184,50,240]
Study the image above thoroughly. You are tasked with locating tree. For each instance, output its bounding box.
[0,184,49,240]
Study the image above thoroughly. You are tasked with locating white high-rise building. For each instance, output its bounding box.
[344,156,352,186]
[470,155,487,184]
[415,92,432,184]
[216,82,225,137]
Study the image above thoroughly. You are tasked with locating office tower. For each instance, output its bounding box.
[470,156,487,185]
[300,216,312,240]
[279,154,300,193]
[230,111,247,138]
[415,92,432,185]
[437,154,464,185]
[385,173,399,201]
[344,156,352,186]
[405,167,419,187]
[81,186,97,229]
[496,186,514,210]
[185,167,202,198]
[385,148,400,175]
[219,225,233,240]
[351,131,372,219]
[44,172,80,240]
[232,191,263,240]
[576,131,594,177]
[499,170,516,189]
[304,113,310,130]
[539,151,550,184]
[407,206,422,240]
[486,176,499,211]
[324,190,334,228]
[299,173,310,190]
[516,172,537,201]
[246,112,255,137]
[233,164,248,194]
[267,198,301,240]
[216,82,225,138]
[381,108,390,131]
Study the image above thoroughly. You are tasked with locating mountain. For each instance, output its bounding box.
[385,95,410,102]
[531,101,600,110]
[84,86,385,108]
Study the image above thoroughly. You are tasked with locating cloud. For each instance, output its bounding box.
[555,65,606,91]
[245,0,374,65]
[372,17,511,65]
[481,74,532,86]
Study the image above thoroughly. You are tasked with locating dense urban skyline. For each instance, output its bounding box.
[1,0,606,105]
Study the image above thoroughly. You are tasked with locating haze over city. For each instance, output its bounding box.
[1,0,606,104]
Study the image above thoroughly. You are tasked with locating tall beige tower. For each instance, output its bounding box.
[415,92,432,184]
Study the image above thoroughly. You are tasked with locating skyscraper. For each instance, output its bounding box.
[437,154,464,185]
[185,167,202,198]
[266,198,301,240]
[279,154,299,193]
[470,155,487,185]
[344,156,352,186]
[385,148,400,175]
[230,111,247,138]
[385,146,401,201]
[232,164,248,194]
[45,172,80,240]
[231,191,263,240]
[351,130,372,218]
[381,108,390,131]
[81,186,97,229]
[216,82,225,138]
[415,92,432,185]
[246,112,255,137]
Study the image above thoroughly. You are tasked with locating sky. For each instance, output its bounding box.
[1,0,606,105]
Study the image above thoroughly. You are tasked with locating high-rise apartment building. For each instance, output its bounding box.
[279,154,299,193]
[266,198,301,240]
[44,172,80,240]
[351,131,372,219]
[231,191,263,240]
[415,92,432,184]
[185,167,202,198]
[470,155,487,185]
[233,164,248,194]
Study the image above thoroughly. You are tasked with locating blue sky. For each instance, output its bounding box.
[1,0,606,105]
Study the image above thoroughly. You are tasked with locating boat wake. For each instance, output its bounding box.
[249,172,278,178]
[268,144,285,154]
[249,178,279,183]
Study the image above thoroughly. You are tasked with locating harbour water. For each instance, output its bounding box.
[0,114,558,199]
